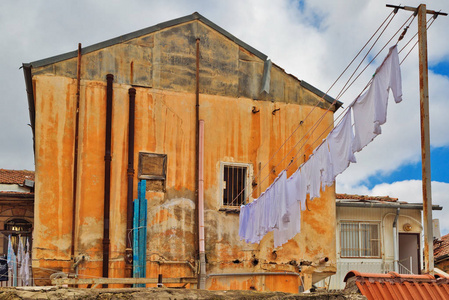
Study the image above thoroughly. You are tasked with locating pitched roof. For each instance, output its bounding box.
[23,12,342,158]
[336,193,398,202]
[0,169,35,185]
[344,270,449,300]
[27,12,267,68]
[23,12,340,107]
[435,233,449,261]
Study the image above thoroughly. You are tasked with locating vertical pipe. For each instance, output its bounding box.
[125,88,136,276]
[393,208,400,272]
[132,183,140,284]
[195,37,201,285]
[417,4,434,275]
[71,43,82,259]
[103,74,113,286]
[140,180,147,284]
[198,120,206,289]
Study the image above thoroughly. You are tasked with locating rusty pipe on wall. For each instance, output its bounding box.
[125,88,136,275]
[195,37,206,289]
[318,257,329,264]
[103,74,114,287]
[71,43,82,259]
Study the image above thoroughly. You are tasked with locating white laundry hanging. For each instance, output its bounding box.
[353,45,402,152]
[238,44,402,248]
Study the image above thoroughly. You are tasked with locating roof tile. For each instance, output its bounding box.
[336,193,398,202]
[435,233,449,259]
[344,270,449,300]
[0,169,35,184]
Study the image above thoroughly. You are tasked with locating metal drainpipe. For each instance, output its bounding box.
[103,74,114,287]
[195,37,202,287]
[393,208,400,272]
[198,120,206,289]
[71,43,82,259]
[125,88,136,278]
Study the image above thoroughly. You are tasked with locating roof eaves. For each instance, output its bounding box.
[0,192,34,199]
[195,13,267,61]
[435,253,449,263]
[336,201,443,210]
[300,80,342,109]
[22,64,36,158]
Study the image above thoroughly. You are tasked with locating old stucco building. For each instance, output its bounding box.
[23,13,341,292]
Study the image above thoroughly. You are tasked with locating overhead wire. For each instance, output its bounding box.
[337,13,414,99]
[228,10,399,206]
[254,12,408,192]
[286,13,418,173]
[334,10,398,100]
[286,12,436,178]
[400,15,437,65]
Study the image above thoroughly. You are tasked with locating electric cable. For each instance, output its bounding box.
[228,11,399,206]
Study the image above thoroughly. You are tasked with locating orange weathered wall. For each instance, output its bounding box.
[30,19,337,291]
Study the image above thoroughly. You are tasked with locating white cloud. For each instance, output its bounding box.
[337,180,449,236]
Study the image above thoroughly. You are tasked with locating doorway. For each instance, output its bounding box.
[399,233,420,274]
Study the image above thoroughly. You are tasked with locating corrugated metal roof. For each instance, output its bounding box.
[344,270,449,300]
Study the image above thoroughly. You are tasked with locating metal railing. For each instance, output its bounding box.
[398,257,413,274]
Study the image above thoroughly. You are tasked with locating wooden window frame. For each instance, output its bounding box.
[138,152,167,192]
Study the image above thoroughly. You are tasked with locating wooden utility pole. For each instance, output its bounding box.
[386,4,447,274]
[418,3,434,275]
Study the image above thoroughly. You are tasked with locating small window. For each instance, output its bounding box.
[221,163,251,207]
[340,222,380,258]
[138,152,167,192]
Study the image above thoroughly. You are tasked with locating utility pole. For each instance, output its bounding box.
[386,4,447,275]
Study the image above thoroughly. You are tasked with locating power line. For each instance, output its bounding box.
[228,11,400,206]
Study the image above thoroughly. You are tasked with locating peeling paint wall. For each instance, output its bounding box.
[30,19,337,292]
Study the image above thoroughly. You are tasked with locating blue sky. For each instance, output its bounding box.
[365,146,449,189]
[430,61,449,77]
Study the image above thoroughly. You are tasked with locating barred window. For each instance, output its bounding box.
[341,222,380,258]
[221,163,251,207]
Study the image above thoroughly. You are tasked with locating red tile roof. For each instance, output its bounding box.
[344,270,449,300]
[0,169,34,184]
[336,193,398,202]
[435,233,449,260]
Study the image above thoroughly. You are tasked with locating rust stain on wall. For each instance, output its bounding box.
[28,16,339,292]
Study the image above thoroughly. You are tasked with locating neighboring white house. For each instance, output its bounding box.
[319,193,442,290]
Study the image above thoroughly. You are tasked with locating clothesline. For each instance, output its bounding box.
[239,45,402,248]
[228,11,403,207]
[229,11,417,207]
